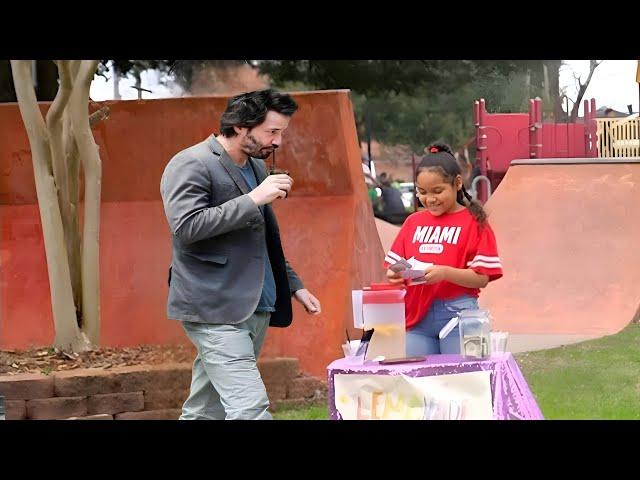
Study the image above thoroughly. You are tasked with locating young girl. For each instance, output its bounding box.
[383,143,503,355]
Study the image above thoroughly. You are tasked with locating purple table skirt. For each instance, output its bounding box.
[327,352,543,420]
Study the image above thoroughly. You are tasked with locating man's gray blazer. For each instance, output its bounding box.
[160,135,304,328]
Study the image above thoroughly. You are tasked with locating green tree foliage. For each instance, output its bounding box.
[261,60,549,151]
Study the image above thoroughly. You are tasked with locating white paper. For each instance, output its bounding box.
[387,255,433,286]
[406,257,434,271]
[351,290,364,328]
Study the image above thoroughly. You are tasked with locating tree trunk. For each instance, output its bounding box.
[134,70,142,99]
[10,60,89,352]
[113,67,121,100]
[68,60,102,345]
[46,61,82,318]
[544,60,563,121]
[62,106,83,316]
[63,61,83,318]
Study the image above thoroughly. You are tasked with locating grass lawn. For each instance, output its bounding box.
[514,323,640,419]
[273,323,640,420]
[272,403,328,420]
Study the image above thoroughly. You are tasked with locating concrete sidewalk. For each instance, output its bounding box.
[507,334,599,353]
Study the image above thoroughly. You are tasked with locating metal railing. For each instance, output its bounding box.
[470,175,492,200]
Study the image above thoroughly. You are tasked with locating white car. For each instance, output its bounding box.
[398,182,416,210]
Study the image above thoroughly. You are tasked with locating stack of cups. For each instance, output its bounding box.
[341,340,365,364]
[490,331,509,354]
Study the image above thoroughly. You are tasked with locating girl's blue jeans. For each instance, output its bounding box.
[406,295,479,355]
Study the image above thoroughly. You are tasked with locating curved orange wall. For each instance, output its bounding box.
[0,91,385,377]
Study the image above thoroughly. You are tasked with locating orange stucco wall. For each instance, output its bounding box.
[0,91,384,377]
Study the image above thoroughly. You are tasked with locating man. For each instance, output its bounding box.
[160,89,321,420]
[376,175,407,225]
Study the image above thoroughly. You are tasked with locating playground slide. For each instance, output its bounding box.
[481,158,640,336]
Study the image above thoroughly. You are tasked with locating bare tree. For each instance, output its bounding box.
[10,60,107,352]
[568,60,602,121]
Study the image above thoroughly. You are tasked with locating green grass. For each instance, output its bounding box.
[515,323,640,419]
[272,323,640,420]
[272,403,328,420]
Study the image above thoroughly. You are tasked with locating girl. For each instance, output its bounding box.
[384,143,503,355]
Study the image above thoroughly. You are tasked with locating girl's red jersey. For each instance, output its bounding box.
[383,208,503,329]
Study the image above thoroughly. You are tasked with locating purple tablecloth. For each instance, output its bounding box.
[327,352,543,420]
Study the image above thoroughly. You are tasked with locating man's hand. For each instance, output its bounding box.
[248,174,293,206]
[293,289,321,315]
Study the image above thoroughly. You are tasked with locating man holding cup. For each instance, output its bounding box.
[160,89,321,420]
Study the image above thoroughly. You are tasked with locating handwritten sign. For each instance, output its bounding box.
[334,371,493,420]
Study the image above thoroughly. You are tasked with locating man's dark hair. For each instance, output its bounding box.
[220,88,298,137]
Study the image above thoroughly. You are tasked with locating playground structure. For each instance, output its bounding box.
[473,97,640,201]
[473,97,640,341]
[381,96,640,345]
[480,158,640,338]
[0,90,385,378]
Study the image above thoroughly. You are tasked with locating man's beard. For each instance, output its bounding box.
[242,132,275,159]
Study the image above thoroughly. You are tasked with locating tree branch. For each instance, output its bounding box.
[10,61,49,155]
[69,59,102,344]
[46,60,72,206]
[89,105,110,127]
[45,60,82,311]
[570,60,602,122]
[572,71,584,89]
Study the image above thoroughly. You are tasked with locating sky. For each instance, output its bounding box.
[90,60,639,115]
[559,60,638,115]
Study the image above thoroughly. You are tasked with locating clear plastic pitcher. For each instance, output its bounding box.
[362,284,406,360]
[458,309,492,359]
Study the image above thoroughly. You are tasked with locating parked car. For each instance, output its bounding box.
[398,182,416,211]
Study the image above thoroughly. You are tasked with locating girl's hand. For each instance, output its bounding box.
[386,269,404,285]
[422,265,450,284]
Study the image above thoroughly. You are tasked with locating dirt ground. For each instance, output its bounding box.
[0,344,197,376]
